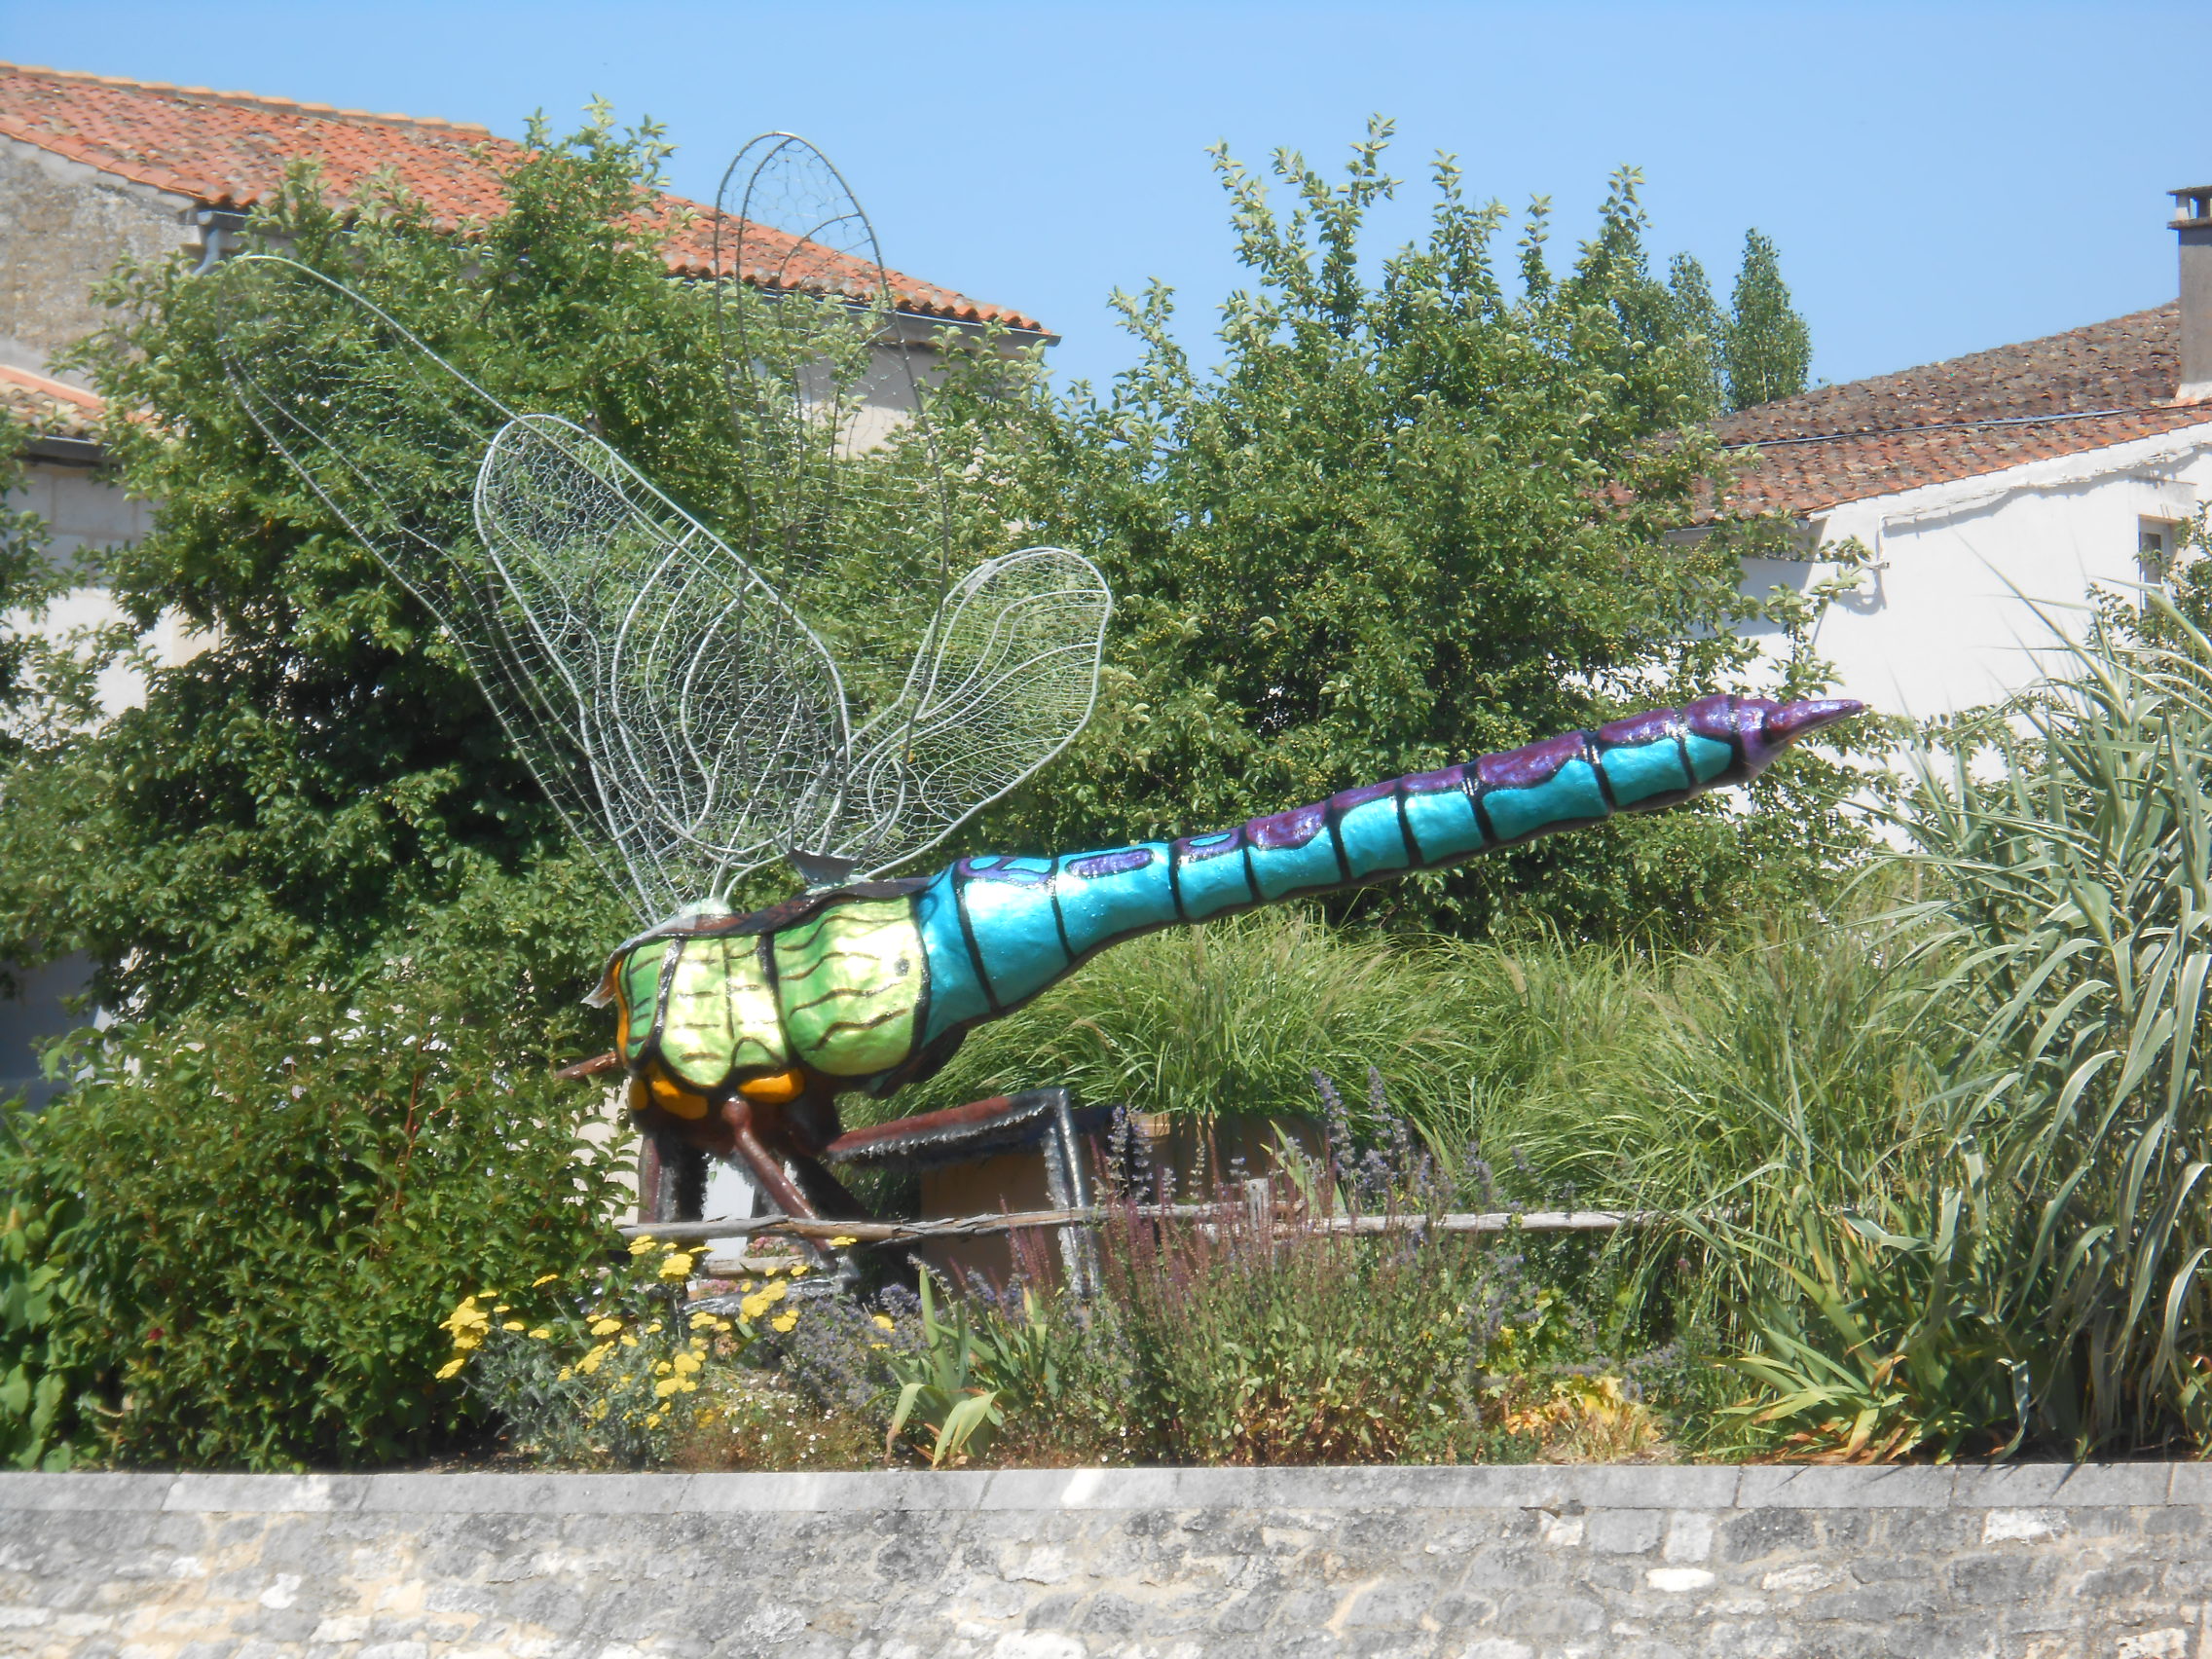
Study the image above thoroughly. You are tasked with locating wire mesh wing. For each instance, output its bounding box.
[472,415,850,913]
[836,548,1112,876]
[217,254,851,921]
[713,132,950,606]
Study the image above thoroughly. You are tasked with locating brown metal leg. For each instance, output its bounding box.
[719,1096,819,1220]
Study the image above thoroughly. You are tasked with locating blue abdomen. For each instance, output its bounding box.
[913,693,1855,1045]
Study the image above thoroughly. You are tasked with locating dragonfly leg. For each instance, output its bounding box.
[719,1095,819,1220]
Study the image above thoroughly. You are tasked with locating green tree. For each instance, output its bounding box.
[0,438,73,771]
[1665,251,1726,422]
[946,122,1861,943]
[1724,229,1813,409]
[0,113,741,1021]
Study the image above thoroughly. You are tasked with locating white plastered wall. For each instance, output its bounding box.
[1740,422,2212,722]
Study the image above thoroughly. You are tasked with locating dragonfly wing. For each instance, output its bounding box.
[840,547,1111,875]
[215,255,623,903]
[714,132,952,619]
[473,415,852,915]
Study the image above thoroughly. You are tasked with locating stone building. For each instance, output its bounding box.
[0,59,1049,1107]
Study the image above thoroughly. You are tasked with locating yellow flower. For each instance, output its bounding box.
[645,1412,664,1428]
[620,1335,639,1348]
[629,1235,659,1257]
[435,1355,467,1380]
[578,1344,612,1376]
[556,1367,573,1382]
[672,1351,702,1376]
[645,1320,664,1335]
[654,1378,683,1399]
[771,1311,798,1334]
[689,1312,719,1330]
[871,1314,895,1332]
[827,1236,858,1248]
[439,1298,490,1339]
[531,1272,560,1287]
[451,1331,484,1353]
[589,1317,623,1337]
[655,1360,674,1376]
[493,1305,512,1314]
[501,1320,525,1332]
[528,1327,551,1341]
[658,1253,694,1281]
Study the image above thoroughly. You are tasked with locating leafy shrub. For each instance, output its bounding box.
[0,1193,99,1468]
[2,971,630,1468]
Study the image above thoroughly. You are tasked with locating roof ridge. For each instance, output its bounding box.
[0,60,493,137]
[0,362,103,411]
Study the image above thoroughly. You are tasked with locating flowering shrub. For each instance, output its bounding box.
[438,1235,866,1467]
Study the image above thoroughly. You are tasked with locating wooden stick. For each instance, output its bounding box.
[614,1206,1672,1246]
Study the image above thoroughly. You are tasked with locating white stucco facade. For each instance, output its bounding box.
[1737,421,2212,720]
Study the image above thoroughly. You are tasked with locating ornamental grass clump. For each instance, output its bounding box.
[1717,600,2212,1460]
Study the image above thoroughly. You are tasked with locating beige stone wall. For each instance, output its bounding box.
[0,137,197,368]
[3,1464,2211,1658]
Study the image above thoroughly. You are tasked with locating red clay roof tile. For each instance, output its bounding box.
[1713,303,2212,518]
[0,362,102,441]
[0,60,1046,334]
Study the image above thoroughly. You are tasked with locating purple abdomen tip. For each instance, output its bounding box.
[1763,698,1862,747]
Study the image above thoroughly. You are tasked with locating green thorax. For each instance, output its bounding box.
[615,895,926,1090]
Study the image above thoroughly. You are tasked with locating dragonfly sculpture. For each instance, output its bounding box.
[217,134,1861,1228]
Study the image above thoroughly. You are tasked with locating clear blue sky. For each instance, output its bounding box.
[6,2,2207,395]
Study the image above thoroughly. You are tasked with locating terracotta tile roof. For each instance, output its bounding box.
[1713,303,2212,518]
[0,61,1046,334]
[0,362,102,442]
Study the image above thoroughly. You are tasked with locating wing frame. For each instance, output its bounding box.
[217,253,858,923]
[836,546,1113,878]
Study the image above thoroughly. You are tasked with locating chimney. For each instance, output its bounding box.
[2173,185,2212,403]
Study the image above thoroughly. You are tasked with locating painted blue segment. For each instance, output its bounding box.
[916,869,991,1043]
[1683,732,1735,783]
[1401,786,1484,866]
[959,867,1071,1007]
[1598,740,1692,807]
[1338,796,1412,879]
[1174,841,1254,920]
[1485,760,1608,842]
[1249,832,1343,901]
[1054,844,1178,957]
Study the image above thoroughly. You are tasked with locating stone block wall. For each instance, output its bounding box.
[3,1463,2209,1658]
[0,136,194,367]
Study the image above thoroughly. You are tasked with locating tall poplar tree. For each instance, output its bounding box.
[1665,251,1726,422]
[1724,229,1813,409]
